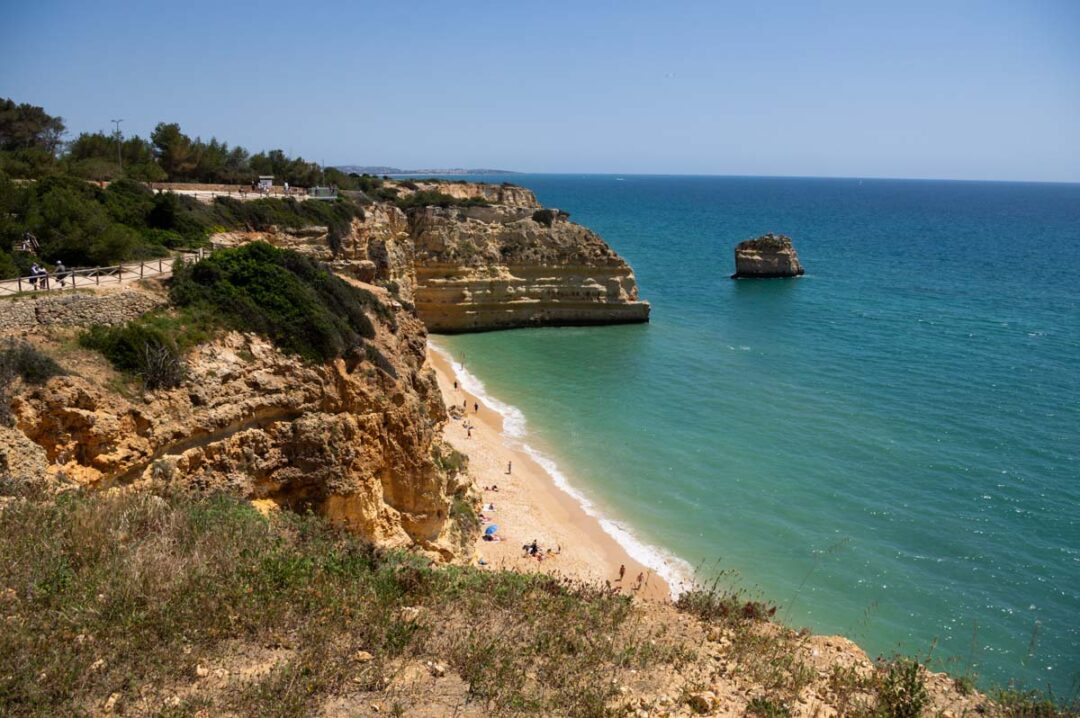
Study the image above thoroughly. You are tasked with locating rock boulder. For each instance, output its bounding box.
[732,233,805,279]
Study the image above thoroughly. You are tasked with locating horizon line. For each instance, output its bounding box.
[344,169,1080,186]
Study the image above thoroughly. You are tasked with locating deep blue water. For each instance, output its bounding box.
[434,175,1080,693]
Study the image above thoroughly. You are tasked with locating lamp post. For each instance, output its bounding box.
[111,119,124,170]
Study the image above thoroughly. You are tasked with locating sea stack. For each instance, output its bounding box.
[732,233,805,279]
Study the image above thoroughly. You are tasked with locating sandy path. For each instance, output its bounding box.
[428,346,669,601]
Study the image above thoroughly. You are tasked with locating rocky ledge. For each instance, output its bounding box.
[732,233,805,279]
[217,180,651,333]
[409,204,649,333]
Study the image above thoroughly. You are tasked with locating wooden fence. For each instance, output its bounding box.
[0,247,215,298]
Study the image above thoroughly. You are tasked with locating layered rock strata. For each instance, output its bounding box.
[732,233,805,278]
[408,205,649,332]
[7,288,468,559]
[213,181,650,333]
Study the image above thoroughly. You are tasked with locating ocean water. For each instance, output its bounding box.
[431,175,1080,693]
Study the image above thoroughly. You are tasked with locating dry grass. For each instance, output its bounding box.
[1,490,1074,717]
[0,491,685,717]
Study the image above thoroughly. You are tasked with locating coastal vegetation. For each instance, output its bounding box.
[0,98,370,278]
[0,339,65,425]
[0,489,1073,717]
[79,244,386,382]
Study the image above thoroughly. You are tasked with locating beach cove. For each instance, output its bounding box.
[430,174,1080,693]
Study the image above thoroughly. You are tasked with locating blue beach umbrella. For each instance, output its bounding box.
[484,524,499,536]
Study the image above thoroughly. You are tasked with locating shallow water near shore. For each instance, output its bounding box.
[432,174,1080,693]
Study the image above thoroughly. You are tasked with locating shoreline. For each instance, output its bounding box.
[428,341,681,602]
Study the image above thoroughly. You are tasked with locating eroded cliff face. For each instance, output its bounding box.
[212,180,650,333]
[408,180,539,208]
[408,205,649,332]
[6,288,469,559]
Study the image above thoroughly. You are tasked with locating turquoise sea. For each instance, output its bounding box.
[431,175,1079,694]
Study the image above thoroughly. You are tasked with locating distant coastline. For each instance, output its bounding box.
[336,165,520,176]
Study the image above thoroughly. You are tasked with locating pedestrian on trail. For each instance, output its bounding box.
[29,263,40,290]
[54,260,67,288]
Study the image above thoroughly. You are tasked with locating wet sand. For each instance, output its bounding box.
[429,346,669,601]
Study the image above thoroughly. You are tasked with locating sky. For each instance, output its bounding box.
[1,0,1078,182]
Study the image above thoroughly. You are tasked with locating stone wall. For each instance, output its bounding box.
[0,291,163,333]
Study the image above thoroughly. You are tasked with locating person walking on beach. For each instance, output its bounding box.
[506,461,512,475]
[618,564,626,582]
[474,402,479,413]
[453,380,458,389]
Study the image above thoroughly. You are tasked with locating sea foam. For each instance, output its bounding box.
[430,341,694,599]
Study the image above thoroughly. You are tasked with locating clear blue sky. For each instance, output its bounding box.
[2,0,1078,181]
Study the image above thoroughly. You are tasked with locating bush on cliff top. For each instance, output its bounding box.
[393,190,490,210]
[169,242,383,363]
[78,311,208,390]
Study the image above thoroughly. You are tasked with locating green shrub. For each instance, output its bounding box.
[393,190,489,210]
[675,587,777,625]
[532,208,557,227]
[0,340,65,425]
[0,339,65,386]
[875,657,928,718]
[79,311,208,390]
[170,242,384,363]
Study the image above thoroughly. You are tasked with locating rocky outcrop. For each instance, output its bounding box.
[8,290,470,559]
[732,233,805,279]
[408,180,539,208]
[408,205,649,333]
[211,183,651,333]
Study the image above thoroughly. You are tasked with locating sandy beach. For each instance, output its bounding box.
[428,345,670,601]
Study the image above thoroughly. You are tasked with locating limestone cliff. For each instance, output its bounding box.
[212,180,650,333]
[732,233,805,279]
[408,205,649,332]
[408,180,539,208]
[4,285,470,559]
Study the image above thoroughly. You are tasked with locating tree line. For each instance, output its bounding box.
[0,97,350,187]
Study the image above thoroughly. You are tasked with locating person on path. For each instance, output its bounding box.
[29,263,40,290]
[54,260,67,288]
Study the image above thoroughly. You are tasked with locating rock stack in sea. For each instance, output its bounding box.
[731,233,805,278]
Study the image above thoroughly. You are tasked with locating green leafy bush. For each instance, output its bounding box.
[875,657,929,718]
[533,208,557,227]
[169,242,383,363]
[78,311,210,390]
[394,191,489,210]
[0,340,65,425]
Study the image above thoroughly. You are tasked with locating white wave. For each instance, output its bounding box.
[430,340,694,599]
[429,342,527,438]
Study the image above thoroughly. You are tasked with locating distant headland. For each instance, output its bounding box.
[336,165,521,176]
